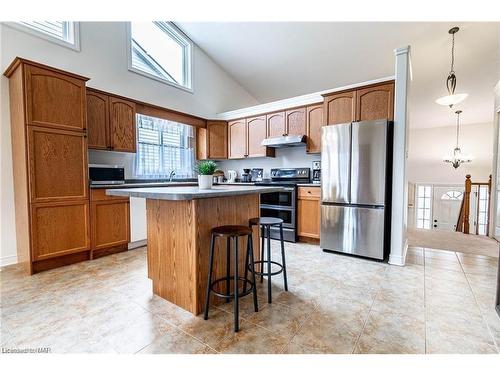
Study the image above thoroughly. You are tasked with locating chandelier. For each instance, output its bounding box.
[443,110,472,169]
[435,27,468,108]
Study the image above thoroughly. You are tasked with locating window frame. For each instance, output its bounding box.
[415,184,433,230]
[134,114,196,179]
[126,22,194,93]
[5,22,80,51]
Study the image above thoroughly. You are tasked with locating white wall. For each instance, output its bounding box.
[408,122,494,185]
[0,22,258,266]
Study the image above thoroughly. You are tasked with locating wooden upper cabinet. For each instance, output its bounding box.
[30,200,90,261]
[306,104,324,154]
[196,121,228,160]
[355,83,394,121]
[266,112,286,138]
[86,90,110,150]
[27,126,88,203]
[206,121,228,159]
[228,119,247,159]
[110,97,136,153]
[24,65,86,132]
[247,116,268,157]
[285,107,306,136]
[323,91,356,125]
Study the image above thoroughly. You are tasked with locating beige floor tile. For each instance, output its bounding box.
[137,329,215,354]
[426,311,495,347]
[426,332,498,354]
[247,301,309,339]
[212,323,289,354]
[272,290,319,314]
[2,243,498,355]
[361,309,425,351]
[289,301,368,354]
[405,254,424,266]
[354,333,424,354]
[461,263,498,277]
[424,248,458,260]
[177,308,239,347]
[407,247,424,257]
[371,289,425,319]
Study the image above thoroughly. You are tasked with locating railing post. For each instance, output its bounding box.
[464,174,472,234]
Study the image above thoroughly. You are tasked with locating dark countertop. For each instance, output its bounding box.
[106,185,286,201]
[90,179,197,189]
[297,183,321,187]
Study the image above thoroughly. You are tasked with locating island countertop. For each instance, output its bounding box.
[106,185,285,200]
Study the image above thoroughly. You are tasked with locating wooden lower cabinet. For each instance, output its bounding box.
[90,189,130,257]
[30,200,90,261]
[297,187,321,240]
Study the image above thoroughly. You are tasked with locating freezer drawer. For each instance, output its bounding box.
[320,204,386,260]
[350,120,388,206]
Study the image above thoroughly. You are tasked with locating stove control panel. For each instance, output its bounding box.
[270,168,310,180]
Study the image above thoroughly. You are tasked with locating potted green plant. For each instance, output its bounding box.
[195,160,217,189]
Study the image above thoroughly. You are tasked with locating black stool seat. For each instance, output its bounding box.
[249,217,283,226]
[211,225,252,236]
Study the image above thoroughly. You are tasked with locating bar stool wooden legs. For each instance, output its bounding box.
[204,225,258,332]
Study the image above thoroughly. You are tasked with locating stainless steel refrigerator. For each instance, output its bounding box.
[320,120,392,260]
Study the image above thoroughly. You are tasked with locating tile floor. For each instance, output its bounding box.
[1,242,499,354]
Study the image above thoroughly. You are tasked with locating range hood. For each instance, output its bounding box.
[261,135,307,148]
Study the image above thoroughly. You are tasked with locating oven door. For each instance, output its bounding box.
[260,189,294,208]
[260,207,295,229]
[259,187,297,242]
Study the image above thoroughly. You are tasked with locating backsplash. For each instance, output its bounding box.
[89,147,320,181]
[215,147,320,180]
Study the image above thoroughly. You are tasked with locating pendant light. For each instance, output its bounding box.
[436,27,468,108]
[443,110,472,169]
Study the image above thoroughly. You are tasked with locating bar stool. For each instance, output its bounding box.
[204,225,258,332]
[249,217,288,303]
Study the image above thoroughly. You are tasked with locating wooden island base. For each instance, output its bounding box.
[146,194,260,315]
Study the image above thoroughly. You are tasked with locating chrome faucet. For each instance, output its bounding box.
[169,171,176,182]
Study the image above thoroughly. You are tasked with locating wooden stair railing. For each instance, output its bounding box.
[455,197,465,232]
[456,174,492,235]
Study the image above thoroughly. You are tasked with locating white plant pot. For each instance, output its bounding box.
[198,174,213,190]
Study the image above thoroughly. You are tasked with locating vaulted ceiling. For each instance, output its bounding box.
[177,22,500,129]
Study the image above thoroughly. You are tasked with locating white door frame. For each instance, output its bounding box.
[490,80,500,239]
[431,185,464,231]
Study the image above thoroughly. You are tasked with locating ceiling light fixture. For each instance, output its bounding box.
[443,110,472,169]
[436,27,468,108]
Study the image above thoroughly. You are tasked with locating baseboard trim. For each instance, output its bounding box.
[389,238,408,266]
[129,239,147,250]
[0,255,18,267]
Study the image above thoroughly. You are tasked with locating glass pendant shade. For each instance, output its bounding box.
[435,93,468,107]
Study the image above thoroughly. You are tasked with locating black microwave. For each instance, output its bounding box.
[89,164,125,185]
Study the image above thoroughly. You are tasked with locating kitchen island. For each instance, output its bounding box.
[107,185,284,315]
